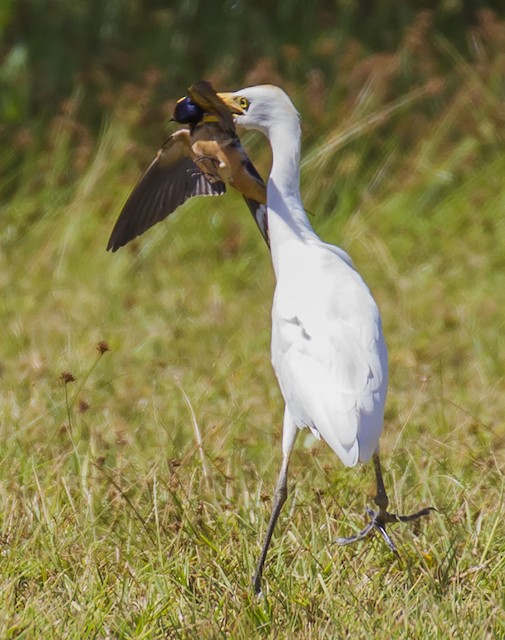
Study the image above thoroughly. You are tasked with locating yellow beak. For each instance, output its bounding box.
[217,92,245,115]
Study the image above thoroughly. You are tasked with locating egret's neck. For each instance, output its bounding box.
[266,117,315,274]
[268,122,302,198]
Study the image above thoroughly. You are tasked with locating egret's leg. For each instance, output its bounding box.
[253,415,298,596]
[336,451,434,551]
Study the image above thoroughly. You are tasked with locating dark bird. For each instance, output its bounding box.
[107,81,268,252]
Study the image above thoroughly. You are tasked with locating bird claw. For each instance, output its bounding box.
[336,505,435,554]
[194,155,222,182]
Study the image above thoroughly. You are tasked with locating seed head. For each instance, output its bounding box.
[60,371,76,384]
[97,341,111,355]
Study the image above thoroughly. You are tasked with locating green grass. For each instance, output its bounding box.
[2,55,505,638]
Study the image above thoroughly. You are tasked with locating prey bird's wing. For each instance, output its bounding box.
[107,129,225,252]
[224,146,269,247]
[242,198,269,247]
[237,155,268,203]
[188,81,235,135]
[238,157,269,247]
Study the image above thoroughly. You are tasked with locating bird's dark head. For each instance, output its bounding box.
[173,96,204,124]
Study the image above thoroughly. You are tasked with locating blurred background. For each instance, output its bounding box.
[3,0,505,417]
[3,1,505,174]
[1,1,505,635]
[2,0,505,120]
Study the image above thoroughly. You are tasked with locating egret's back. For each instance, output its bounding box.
[271,241,388,466]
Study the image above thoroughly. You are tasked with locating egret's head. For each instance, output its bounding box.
[218,85,299,135]
[173,96,204,124]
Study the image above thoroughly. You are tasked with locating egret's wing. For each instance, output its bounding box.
[107,130,225,252]
[272,247,387,466]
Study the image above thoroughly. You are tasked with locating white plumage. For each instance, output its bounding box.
[272,234,388,467]
[218,84,431,595]
[225,85,387,464]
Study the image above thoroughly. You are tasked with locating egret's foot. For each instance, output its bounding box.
[336,506,435,554]
[253,575,263,598]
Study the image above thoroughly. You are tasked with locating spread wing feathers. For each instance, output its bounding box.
[107,132,225,252]
[272,252,388,467]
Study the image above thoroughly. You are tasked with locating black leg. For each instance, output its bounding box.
[253,455,289,595]
[336,451,434,551]
[253,425,298,596]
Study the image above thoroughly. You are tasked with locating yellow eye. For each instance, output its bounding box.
[238,96,250,110]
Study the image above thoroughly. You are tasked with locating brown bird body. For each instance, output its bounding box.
[107,81,268,252]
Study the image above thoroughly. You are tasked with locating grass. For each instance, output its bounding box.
[2,34,505,639]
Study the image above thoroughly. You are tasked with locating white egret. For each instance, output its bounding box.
[218,85,432,595]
